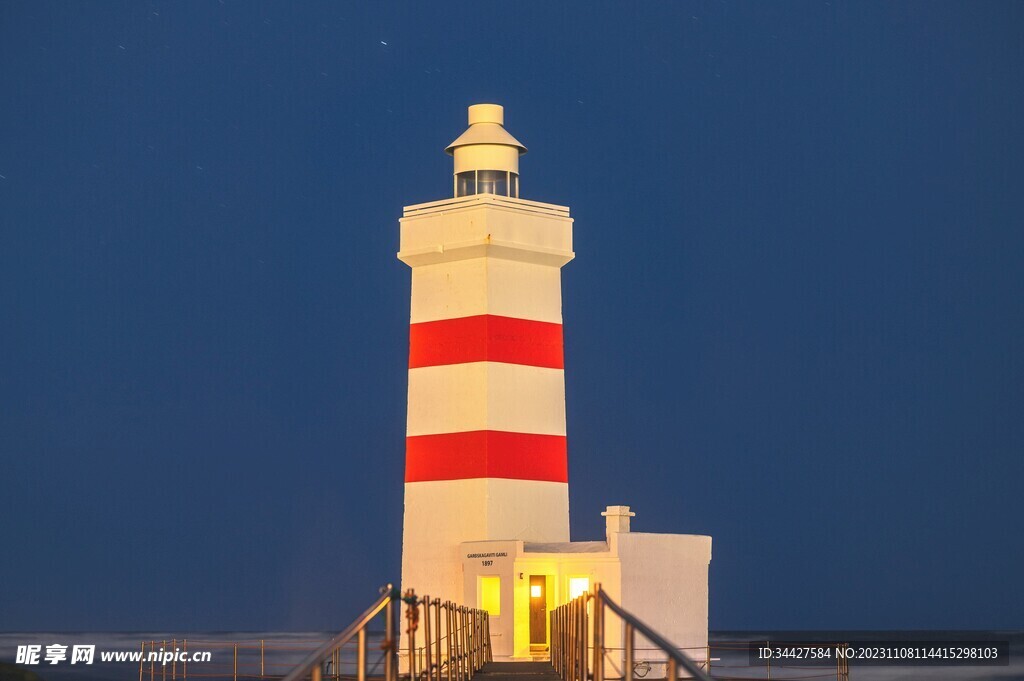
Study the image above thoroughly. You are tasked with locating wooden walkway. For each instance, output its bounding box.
[473,662,561,681]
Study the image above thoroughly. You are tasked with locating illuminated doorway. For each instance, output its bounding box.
[529,575,548,648]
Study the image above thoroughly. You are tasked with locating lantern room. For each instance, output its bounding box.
[445,103,525,198]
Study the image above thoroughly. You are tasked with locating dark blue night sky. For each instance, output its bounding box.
[1,1,1022,631]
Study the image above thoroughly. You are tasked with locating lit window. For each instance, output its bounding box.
[479,576,500,616]
[530,584,542,598]
[568,577,589,600]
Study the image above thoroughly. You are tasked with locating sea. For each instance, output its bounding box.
[1,630,1021,681]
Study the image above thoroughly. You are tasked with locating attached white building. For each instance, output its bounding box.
[398,104,712,663]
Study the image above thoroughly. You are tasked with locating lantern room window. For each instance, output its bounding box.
[455,170,520,198]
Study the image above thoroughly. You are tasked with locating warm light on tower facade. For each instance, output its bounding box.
[398,104,574,610]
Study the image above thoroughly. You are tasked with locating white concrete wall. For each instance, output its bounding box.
[402,480,569,608]
[409,258,565,324]
[615,533,712,666]
[399,198,574,269]
[407,362,566,437]
[461,540,522,659]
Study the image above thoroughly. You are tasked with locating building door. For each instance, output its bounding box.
[529,575,547,646]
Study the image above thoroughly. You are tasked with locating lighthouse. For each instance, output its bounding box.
[399,103,573,598]
[398,105,711,662]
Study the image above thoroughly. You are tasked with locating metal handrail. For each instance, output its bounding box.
[551,593,589,681]
[404,591,492,681]
[551,583,714,681]
[282,584,400,681]
[137,586,490,681]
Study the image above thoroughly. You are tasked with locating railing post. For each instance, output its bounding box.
[666,658,676,681]
[567,598,572,681]
[471,609,478,672]
[472,608,478,674]
[564,600,570,680]
[456,606,461,681]
[577,597,584,681]
[460,607,469,680]
[469,608,475,673]
[559,607,564,677]
[551,609,557,676]
[581,597,588,681]
[435,599,443,681]
[592,585,603,681]
[357,627,367,681]
[468,609,474,674]
[624,623,634,681]
[445,603,453,681]
[405,589,419,681]
[477,610,484,669]
[471,606,479,671]
[484,610,490,663]
[385,587,396,681]
[552,608,558,676]
[579,597,586,681]
[452,604,461,681]
[576,596,582,681]
[458,606,466,681]
[424,597,433,681]
[551,609,556,675]
[261,638,265,679]
[557,606,565,675]
[457,607,464,681]
[581,596,587,681]
[563,601,568,680]
[484,613,492,663]
[838,642,849,681]
[567,599,573,681]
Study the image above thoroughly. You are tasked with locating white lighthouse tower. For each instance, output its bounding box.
[399,104,573,602]
[398,104,711,662]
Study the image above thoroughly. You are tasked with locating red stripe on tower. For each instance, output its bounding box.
[409,315,563,369]
[405,430,568,483]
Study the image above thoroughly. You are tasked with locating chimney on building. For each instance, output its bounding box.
[601,505,636,540]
